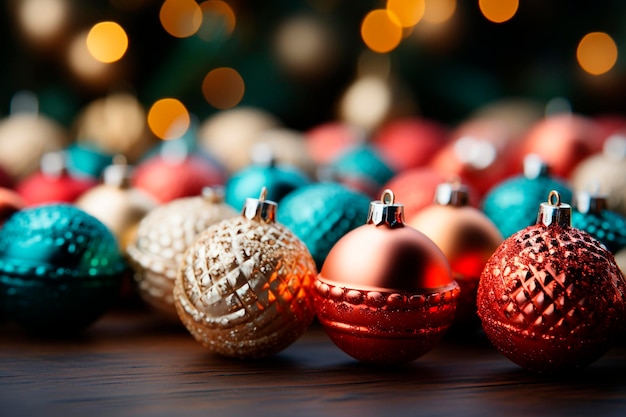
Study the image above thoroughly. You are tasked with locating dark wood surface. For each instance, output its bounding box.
[2,303,626,417]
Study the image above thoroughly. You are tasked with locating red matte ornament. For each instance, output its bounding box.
[477,190,626,373]
[314,189,459,364]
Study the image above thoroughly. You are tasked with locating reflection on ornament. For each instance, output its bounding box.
[174,188,317,358]
[478,191,626,372]
[408,181,502,328]
[127,187,237,318]
[277,182,371,270]
[315,189,459,364]
[482,154,572,238]
[74,93,154,163]
[75,160,157,250]
[0,204,127,334]
[197,107,281,174]
[0,113,70,180]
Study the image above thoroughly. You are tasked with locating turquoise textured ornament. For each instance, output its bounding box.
[0,204,127,334]
[572,191,626,254]
[482,155,572,238]
[277,182,371,269]
[225,151,310,211]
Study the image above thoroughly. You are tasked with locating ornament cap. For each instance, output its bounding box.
[202,186,225,204]
[40,151,67,179]
[242,187,277,223]
[573,185,608,215]
[537,190,571,227]
[367,189,404,228]
[434,179,469,207]
[103,155,132,189]
[523,154,549,179]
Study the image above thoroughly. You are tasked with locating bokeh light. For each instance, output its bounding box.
[202,67,245,109]
[479,0,518,24]
[422,0,456,24]
[17,0,69,44]
[160,0,203,38]
[386,0,425,28]
[361,9,403,53]
[577,32,618,76]
[86,22,128,63]
[197,0,236,41]
[147,98,191,140]
[68,30,115,85]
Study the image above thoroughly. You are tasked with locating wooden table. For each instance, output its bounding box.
[2,305,626,417]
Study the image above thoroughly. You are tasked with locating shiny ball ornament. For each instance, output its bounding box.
[76,162,157,250]
[408,182,503,327]
[0,112,70,180]
[477,191,626,373]
[0,204,127,334]
[371,117,449,172]
[277,182,371,269]
[16,152,97,206]
[225,147,310,211]
[174,188,317,359]
[305,122,365,166]
[126,187,237,317]
[482,155,573,239]
[570,135,626,218]
[132,149,226,204]
[571,191,626,254]
[326,145,395,198]
[314,190,459,364]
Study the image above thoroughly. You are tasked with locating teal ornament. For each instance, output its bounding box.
[66,142,115,179]
[325,145,395,198]
[0,204,127,335]
[277,182,371,269]
[225,154,310,211]
[482,155,573,238]
[572,191,626,254]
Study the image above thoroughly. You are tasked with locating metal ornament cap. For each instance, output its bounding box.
[537,190,571,228]
[367,189,404,228]
[242,187,277,223]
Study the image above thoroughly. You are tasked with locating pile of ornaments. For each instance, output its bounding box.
[1,95,626,375]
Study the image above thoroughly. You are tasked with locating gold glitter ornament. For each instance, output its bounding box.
[174,188,317,359]
[127,187,237,317]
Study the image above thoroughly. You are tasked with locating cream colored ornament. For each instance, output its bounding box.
[174,188,317,359]
[126,187,237,317]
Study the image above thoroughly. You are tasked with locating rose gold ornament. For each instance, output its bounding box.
[314,190,459,364]
[407,181,502,328]
[174,188,317,359]
[477,191,626,373]
[75,158,157,250]
[127,187,237,318]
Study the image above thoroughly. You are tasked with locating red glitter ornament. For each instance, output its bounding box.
[477,190,626,373]
[314,189,459,364]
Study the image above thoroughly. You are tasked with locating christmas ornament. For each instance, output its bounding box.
[74,93,156,163]
[0,112,70,180]
[515,113,602,179]
[277,182,371,269]
[174,188,317,359]
[571,135,626,218]
[132,140,226,204]
[571,190,626,254]
[305,121,364,166]
[314,189,459,364]
[0,188,25,225]
[225,145,310,211]
[255,128,317,178]
[66,142,115,179]
[482,154,572,239]
[371,117,449,172]
[197,107,281,174]
[16,152,97,206]
[126,187,237,317]
[0,204,127,334]
[407,181,502,327]
[325,145,395,198]
[477,191,626,373]
[75,159,157,250]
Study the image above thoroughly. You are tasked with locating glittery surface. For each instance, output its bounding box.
[277,182,371,269]
[477,223,626,372]
[127,195,237,316]
[174,216,317,359]
[572,209,626,253]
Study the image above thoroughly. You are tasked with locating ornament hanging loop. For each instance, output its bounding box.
[537,190,571,228]
[367,189,404,228]
[243,186,277,223]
